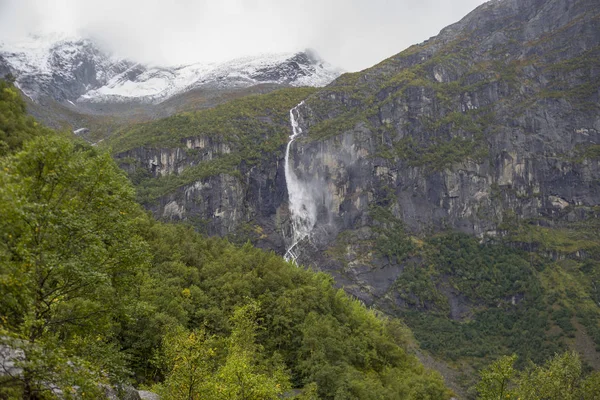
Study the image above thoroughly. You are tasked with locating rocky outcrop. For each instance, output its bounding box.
[138,391,160,400]
[115,134,290,251]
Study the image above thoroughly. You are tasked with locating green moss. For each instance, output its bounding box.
[331,72,362,87]
[308,111,369,141]
[545,46,600,74]
[579,145,600,161]
[384,67,427,90]
[538,48,600,107]
[538,76,600,103]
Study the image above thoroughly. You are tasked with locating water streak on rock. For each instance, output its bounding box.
[284,101,316,262]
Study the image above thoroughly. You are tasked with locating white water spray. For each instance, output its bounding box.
[284,101,317,262]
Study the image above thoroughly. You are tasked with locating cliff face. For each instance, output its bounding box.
[116,140,288,248]
[111,87,318,253]
[279,0,600,293]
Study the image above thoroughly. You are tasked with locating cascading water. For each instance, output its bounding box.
[284,101,317,262]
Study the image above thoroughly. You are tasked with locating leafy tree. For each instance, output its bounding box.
[296,382,319,399]
[0,79,48,156]
[154,326,219,400]
[517,351,583,400]
[212,302,290,400]
[0,135,149,397]
[155,301,290,400]
[476,352,600,400]
[476,355,517,400]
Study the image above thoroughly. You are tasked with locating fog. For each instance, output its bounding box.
[0,0,487,71]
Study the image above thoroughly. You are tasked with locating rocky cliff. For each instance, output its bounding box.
[111,87,317,253]
[284,0,600,284]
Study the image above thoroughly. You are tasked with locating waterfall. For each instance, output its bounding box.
[284,101,317,262]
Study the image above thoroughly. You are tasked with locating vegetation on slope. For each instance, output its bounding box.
[0,80,451,400]
[360,178,600,396]
[0,79,52,155]
[107,87,317,153]
[476,351,600,400]
[372,221,600,396]
[395,234,555,363]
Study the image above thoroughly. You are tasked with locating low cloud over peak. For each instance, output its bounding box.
[0,0,487,71]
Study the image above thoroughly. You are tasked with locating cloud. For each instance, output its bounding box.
[0,0,488,71]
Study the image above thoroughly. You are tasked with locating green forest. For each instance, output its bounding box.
[0,79,451,399]
[1,78,600,400]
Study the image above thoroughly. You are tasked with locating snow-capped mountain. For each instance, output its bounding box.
[0,33,135,104]
[0,33,341,106]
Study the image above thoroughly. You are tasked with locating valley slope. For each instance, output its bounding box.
[104,0,600,395]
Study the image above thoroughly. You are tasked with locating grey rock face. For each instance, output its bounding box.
[138,391,160,400]
[0,343,25,378]
[115,136,289,252]
[269,0,600,302]
[103,385,142,400]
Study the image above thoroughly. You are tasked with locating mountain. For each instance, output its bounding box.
[0,33,341,111]
[105,0,600,395]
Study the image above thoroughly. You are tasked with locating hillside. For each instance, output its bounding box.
[0,79,452,399]
[102,0,600,395]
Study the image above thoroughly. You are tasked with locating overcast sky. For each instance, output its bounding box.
[0,0,487,71]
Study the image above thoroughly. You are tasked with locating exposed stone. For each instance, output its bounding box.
[103,385,142,400]
[0,343,25,378]
[549,195,570,210]
[138,391,160,400]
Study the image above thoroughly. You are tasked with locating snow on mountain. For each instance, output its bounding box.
[0,34,341,106]
[0,33,134,102]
